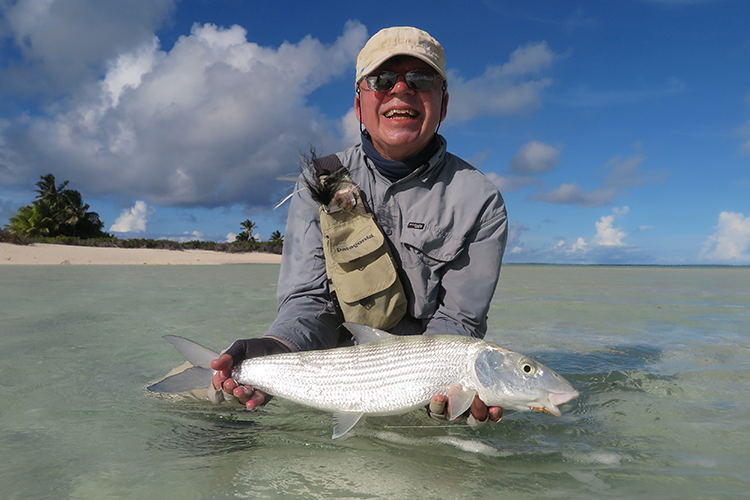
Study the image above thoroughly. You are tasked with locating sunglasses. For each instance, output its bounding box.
[362,70,441,93]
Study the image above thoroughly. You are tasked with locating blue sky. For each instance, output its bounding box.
[1,0,749,264]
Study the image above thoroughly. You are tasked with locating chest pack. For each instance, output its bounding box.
[307,153,407,331]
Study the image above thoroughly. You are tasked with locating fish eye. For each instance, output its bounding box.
[521,361,535,375]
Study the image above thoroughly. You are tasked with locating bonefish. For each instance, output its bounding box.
[148,323,579,438]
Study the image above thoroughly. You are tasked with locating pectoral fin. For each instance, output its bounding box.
[332,412,365,438]
[446,384,477,421]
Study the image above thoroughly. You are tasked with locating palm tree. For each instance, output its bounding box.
[34,174,67,204]
[56,189,89,232]
[269,230,283,245]
[239,219,257,241]
[8,205,49,238]
[7,174,108,239]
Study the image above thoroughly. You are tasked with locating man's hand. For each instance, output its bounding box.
[210,353,268,409]
[207,337,293,409]
[428,394,503,428]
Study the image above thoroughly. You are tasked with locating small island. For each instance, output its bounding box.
[1,174,283,265]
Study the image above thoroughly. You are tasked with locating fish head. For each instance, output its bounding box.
[470,346,579,417]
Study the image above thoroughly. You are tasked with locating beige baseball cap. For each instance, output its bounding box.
[355,27,446,85]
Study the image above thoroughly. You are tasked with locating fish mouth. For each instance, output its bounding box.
[531,405,562,417]
[531,390,580,417]
[549,389,580,406]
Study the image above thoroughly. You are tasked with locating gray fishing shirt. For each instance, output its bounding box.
[266,136,508,352]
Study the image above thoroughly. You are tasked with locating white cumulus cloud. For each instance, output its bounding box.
[556,207,630,255]
[109,200,150,233]
[0,0,176,96]
[448,42,557,121]
[2,20,368,209]
[484,140,558,194]
[592,214,628,246]
[700,211,750,262]
[511,140,560,175]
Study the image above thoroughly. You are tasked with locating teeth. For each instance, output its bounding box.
[385,109,418,118]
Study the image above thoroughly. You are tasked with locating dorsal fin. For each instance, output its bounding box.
[342,323,394,344]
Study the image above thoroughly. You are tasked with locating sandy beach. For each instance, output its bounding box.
[0,242,282,265]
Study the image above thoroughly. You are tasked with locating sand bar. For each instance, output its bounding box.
[0,242,282,265]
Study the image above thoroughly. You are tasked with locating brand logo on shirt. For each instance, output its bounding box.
[407,222,425,230]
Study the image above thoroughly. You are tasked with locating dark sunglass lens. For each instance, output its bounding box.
[366,72,398,92]
[365,71,437,92]
[405,72,436,91]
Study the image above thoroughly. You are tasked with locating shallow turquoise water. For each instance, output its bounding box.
[1,264,748,499]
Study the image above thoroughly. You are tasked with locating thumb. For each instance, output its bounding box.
[210,353,234,371]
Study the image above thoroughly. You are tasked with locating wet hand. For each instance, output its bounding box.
[469,396,503,424]
[428,394,503,427]
[209,353,267,409]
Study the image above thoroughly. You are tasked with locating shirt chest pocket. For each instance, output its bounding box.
[400,225,465,268]
[399,226,465,318]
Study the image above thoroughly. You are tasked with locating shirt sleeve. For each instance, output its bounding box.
[421,198,508,339]
[263,177,341,351]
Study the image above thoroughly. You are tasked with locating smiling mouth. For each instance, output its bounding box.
[384,109,418,119]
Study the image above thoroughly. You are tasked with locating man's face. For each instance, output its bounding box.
[355,56,448,162]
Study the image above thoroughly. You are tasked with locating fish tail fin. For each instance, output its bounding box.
[147,366,213,393]
[162,335,218,368]
[146,336,218,394]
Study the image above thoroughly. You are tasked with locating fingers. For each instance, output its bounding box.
[219,376,263,408]
[212,376,265,409]
[429,394,503,426]
[212,370,230,391]
[235,387,266,409]
[488,405,503,422]
[210,353,233,372]
[469,396,503,423]
[210,353,264,408]
[428,394,447,417]
[470,395,489,422]
[211,353,234,390]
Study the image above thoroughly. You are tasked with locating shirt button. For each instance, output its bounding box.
[384,227,393,236]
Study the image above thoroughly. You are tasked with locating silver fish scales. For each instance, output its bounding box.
[148,323,579,438]
[232,334,482,415]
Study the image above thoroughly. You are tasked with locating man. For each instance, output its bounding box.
[210,27,507,424]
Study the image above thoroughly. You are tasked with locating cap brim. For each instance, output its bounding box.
[358,52,446,82]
